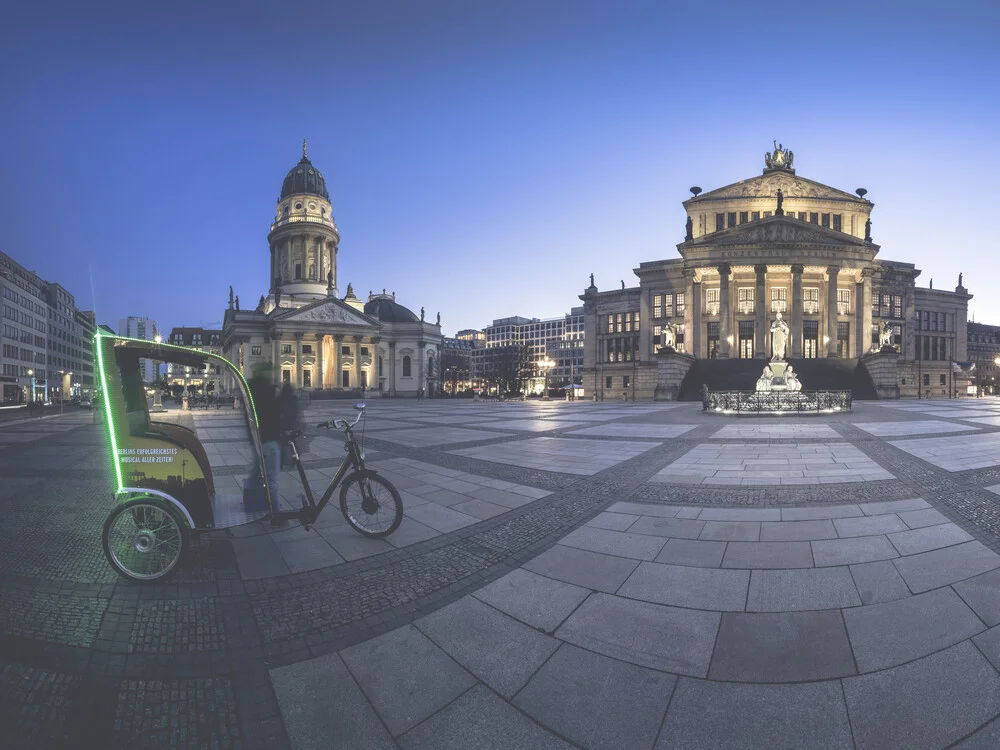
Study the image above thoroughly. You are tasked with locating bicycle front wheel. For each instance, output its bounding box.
[102,498,185,581]
[339,472,403,537]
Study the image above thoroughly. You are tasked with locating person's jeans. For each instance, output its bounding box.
[261,440,281,508]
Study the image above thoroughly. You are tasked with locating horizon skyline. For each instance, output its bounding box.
[3,1,998,337]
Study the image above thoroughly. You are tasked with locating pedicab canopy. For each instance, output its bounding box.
[94,331,268,528]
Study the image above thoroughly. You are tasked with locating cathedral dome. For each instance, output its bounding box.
[364,297,420,323]
[280,145,330,201]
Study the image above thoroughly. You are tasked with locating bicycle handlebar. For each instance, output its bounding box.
[316,408,365,431]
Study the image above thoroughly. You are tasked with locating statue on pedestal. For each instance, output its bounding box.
[661,321,677,352]
[685,215,693,241]
[756,364,775,392]
[878,321,895,351]
[785,364,802,392]
[770,311,789,361]
[229,286,234,309]
[421,307,425,321]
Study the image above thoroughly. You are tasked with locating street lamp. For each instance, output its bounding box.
[152,335,164,411]
[538,356,555,400]
[27,368,35,407]
[57,370,71,414]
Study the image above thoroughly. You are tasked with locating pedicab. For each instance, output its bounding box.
[95,332,402,582]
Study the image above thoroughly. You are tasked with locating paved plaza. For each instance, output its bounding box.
[6,398,1000,747]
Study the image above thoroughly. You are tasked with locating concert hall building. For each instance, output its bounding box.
[580,144,972,400]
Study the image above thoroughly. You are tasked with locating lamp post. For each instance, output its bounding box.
[538,356,555,400]
[152,335,164,411]
[27,368,35,409]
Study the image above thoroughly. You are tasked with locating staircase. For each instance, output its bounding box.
[676,358,877,401]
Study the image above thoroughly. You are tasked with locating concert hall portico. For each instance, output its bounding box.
[581,144,971,400]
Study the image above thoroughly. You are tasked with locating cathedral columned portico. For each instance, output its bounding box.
[582,144,973,400]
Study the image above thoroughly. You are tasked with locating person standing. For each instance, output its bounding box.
[278,383,302,468]
[248,363,281,508]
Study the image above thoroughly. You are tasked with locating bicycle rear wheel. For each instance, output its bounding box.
[339,472,403,537]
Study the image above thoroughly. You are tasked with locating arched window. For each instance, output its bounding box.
[378,356,383,377]
[427,355,435,377]
[402,356,411,377]
[295,263,302,280]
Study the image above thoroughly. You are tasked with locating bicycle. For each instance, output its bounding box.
[275,402,403,537]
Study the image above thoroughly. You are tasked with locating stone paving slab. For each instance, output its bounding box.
[340,625,477,736]
[850,560,912,605]
[270,653,395,750]
[522,543,641,593]
[709,609,856,682]
[722,541,814,569]
[556,593,720,676]
[759,519,838,541]
[618,561,750,610]
[558,526,667,560]
[892,541,1000,593]
[853,419,980,436]
[653,538,727,568]
[471,568,589,633]
[567,424,698,438]
[658,678,853,749]
[513,643,676,750]
[451,436,660,475]
[398,683,572,750]
[890,432,1000,472]
[414,597,559,699]
[711,423,841,439]
[746,567,861,611]
[954,568,1000,627]
[833,513,909,538]
[812,535,899,567]
[651,441,894,485]
[842,642,1000,750]
[887,522,974,555]
[627,516,706,539]
[585,511,640,531]
[843,587,985,672]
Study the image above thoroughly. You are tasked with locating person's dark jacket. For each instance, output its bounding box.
[248,376,280,442]
[279,384,301,433]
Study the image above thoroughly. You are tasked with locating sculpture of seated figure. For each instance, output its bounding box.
[785,365,802,392]
[661,321,677,352]
[878,321,895,351]
[756,364,774,392]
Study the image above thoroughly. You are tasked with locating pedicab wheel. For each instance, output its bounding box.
[339,472,403,537]
[102,498,186,581]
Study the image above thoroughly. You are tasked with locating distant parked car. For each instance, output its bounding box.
[79,398,92,409]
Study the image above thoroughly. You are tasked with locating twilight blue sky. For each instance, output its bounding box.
[2,0,998,336]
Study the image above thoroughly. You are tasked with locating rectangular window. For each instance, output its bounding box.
[341,345,350,355]
[751,211,760,221]
[623,375,630,389]
[763,211,771,219]
[838,321,850,357]
[607,315,614,334]
[716,213,725,232]
[833,214,842,232]
[771,287,787,313]
[282,369,291,383]
[821,213,830,228]
[727,212,737,228]
[739,211,748,224]
[360,347,369,356]
[837,288,851,315]
[616,313,623,333]
[810,212,819,224]
[251,345,261,356]
[675,293,685,316]
[893,296,902,319]
[606,376,613,388]
[706,288,720,315]
[803,320,819,359]
[361,371,368,389]
[281,344,292,355]
[303,370,311,387]
[301,345,313,354]
[653,294,662,319]
[923,374,930,386]
[932,337,939,360]
[940,374,947,386]
[798,212,807,221]
[803,287,819,314]
[737,287,754,314]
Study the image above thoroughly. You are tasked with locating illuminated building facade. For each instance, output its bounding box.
[220,143,442,396]
[581,145,972,399]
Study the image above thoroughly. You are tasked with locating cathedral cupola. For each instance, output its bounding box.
[268,140,341,305]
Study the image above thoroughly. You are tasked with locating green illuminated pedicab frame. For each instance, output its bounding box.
[93,331,270,516]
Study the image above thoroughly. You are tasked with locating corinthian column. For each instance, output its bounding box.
[717,263,732,359]
[827,266,840,357]
[683,269,695,357]
[791,265,804,358]
[295,332,304,387]
[315,334,324,390]
[754,264,767,358]
[333,334,344,388]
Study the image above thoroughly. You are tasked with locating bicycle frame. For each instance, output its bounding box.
[270,424,367,526]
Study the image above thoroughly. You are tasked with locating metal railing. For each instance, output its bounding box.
[702,389,853,414]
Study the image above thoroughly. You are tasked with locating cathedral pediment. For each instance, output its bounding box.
[689,217,870,248]
[688,172,861,203]
[274,298,377,327]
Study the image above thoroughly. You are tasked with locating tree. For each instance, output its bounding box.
[487,344,531,395]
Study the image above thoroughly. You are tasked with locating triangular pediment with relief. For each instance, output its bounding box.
[274,298,378,327]
[691,172,861,202]
[690,216,870,248]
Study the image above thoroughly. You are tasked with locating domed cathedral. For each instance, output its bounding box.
[221,142,443,397]
[581,143,973,400]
